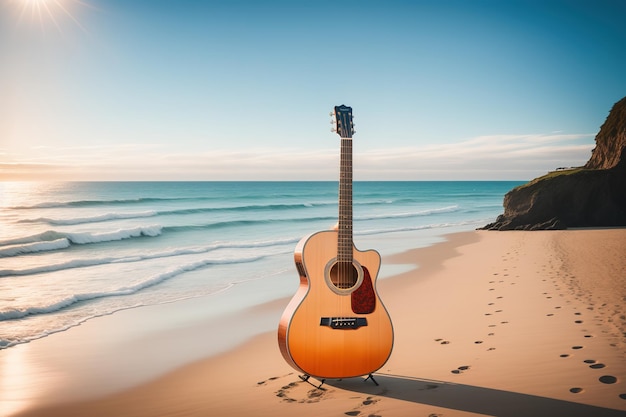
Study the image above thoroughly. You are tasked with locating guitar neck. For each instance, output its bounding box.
[338,136,353,263]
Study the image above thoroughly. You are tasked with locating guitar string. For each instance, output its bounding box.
[339,111,345,315]
[341,112,348,291]
[343,114,346,291]
[340,112,345,296]
[337,109,354,319]
[338,110,353,293]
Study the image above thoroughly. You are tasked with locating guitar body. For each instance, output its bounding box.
[278,230,394,379]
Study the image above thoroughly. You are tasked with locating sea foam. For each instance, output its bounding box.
[64,225,163,244]
[0,254,265,322]
[0,236,298,277]
[0,226,163,257]
[0,238,70,257]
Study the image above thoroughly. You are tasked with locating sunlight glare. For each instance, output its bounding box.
[13,0,89,33]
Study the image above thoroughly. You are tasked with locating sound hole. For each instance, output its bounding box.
[329,261,359,289]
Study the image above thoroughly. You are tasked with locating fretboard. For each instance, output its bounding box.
[338,137,353,263]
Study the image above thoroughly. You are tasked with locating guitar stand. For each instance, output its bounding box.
[299,373,379,389]
[364,373,379,386]
[299,374,326,389]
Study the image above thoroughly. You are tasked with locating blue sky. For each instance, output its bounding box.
[1,0,625,181]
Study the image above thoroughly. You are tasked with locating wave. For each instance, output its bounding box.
[64,226,162,244]
[0,254,265,322]
[13,197,454,226]
[18,211,158,225]
[160,202,334,216]
[0,237,299,277]
[356,205,459,220]
[1,205,465,257]
[356,218,486,236]
[9,193,336,211]
[16,203,336,226]
[0,226,163,257]
[0,238,71,257]
[9,197,198,209]
[0,303,144,349]
[163,216,337,233]
[163,206,462,233]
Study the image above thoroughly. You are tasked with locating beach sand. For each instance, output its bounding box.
[7,229,626,417]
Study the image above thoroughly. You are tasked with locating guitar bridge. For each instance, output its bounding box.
[320,317,367,329]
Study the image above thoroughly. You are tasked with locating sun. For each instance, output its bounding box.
[11,0,90,33]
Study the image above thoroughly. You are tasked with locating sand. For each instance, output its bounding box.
[6,229,626,417]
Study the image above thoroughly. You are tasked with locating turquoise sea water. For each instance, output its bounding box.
[0,181,522,349]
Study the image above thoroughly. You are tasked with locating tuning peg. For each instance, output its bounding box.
[330,120,335,124]
[331,127,337,132]
[329,111,335,117]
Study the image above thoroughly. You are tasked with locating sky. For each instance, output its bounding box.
[1,0,625,181]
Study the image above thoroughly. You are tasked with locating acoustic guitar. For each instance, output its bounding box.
[278,105,394,381]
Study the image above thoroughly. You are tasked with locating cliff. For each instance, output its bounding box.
[482,96,626,230]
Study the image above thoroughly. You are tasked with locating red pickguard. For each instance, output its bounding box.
[351,266,375,314]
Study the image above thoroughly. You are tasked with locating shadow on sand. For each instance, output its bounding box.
[326,373,625,417]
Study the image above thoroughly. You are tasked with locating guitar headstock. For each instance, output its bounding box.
[331,105,354,139]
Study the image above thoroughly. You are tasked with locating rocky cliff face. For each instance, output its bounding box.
[482,97,626,231]
[585,97,626,170]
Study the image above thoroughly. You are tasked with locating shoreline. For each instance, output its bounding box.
[6,229,626,416]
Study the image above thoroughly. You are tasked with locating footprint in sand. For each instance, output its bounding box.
[344,396,380,416]
[271,376,332,404]
[572,345,584,350]
[570,387,584,393]
[599,375,618,384]
[257,375,283,385]
[452,365,471,374]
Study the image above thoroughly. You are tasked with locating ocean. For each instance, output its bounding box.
[0,181,522,350]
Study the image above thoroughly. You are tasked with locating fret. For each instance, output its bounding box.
[338,135,353,263]
[332,105,355,264]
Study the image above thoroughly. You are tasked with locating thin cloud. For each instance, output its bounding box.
[0,133,595,181]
